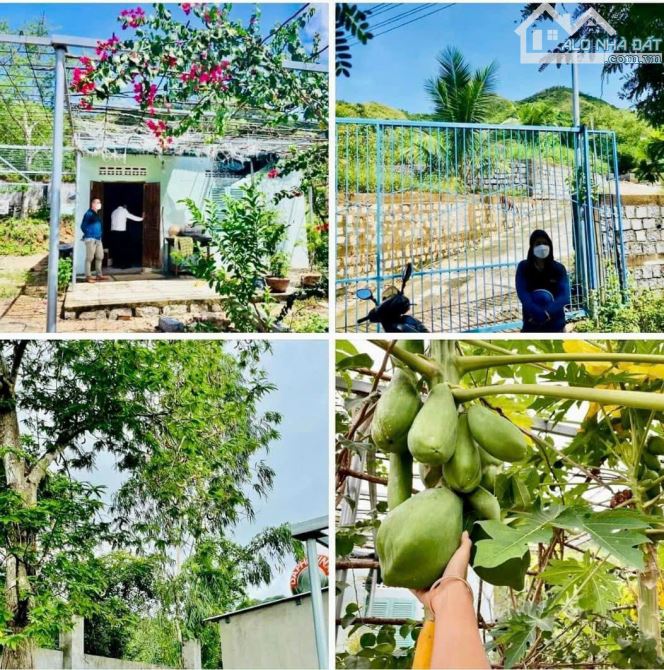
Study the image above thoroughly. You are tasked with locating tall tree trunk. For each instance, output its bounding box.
[637,541,662,657]
[1,407,37,670]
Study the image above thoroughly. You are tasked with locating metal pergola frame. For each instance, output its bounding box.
[0,30,327,333]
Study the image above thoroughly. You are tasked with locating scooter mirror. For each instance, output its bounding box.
[356,288,374,301]
[402,263,413,286]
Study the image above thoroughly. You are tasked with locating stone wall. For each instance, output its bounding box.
[619,195,664,290]
[337,192,571,278]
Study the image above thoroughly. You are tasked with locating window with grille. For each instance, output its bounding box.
[98,166,148,177]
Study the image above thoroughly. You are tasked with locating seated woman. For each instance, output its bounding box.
[516,230,570,333]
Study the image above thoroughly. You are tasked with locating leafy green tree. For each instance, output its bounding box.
[425,47,499,124]
[0,340,294,669]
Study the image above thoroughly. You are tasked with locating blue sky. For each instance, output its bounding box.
[0,2,328,63]
[338,3,628,113]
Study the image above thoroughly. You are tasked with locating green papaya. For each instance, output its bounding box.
[388,452,413,510]
[376,487,463,589]
[407,383,458,465]
[419,462,442,489]
[642,468,661,498]
[371,369,422,454]
[479,446,502,467]
[467,486,501,520]
[481,464,499,492]
[467,405,528,462]
[443,414,482,493]
[647,435,664,456]
[470,523,529,590]
[397,340,425,355]
[642,451,662,472]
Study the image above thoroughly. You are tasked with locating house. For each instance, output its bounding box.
[71,110,323,280]
[515,3,616,64]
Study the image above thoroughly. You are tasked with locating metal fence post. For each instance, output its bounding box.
[581,124,598,292]
[610,131,628,294]
[46,43,67,332]
[375,123,383,311]
[305,537,328,669]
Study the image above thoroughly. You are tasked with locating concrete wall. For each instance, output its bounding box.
[73,154,308,275]
[35,617,199,670]
[0,182,75,218]
[217,589,329,669]
[619,195,664,290]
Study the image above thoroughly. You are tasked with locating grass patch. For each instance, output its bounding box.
[0,217,50,256]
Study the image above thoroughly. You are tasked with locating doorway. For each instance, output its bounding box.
[89,181,162,271]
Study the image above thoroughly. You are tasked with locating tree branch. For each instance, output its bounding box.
[452,383,664,412]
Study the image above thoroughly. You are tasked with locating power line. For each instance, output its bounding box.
[261,3,310,45]
[370,4,435,31]
[358,3,455,44]
[366,4,404,19]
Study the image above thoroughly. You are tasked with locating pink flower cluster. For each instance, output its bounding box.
[181,3,192,15]
[146,119,173,149]
[267,168,280,179]
[119,7,146,29]
[180,61,231,90]
[72,56,96,109]
[95,34,120,62]
[134,81,159,114]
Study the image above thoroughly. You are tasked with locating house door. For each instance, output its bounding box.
[142,182,161,268]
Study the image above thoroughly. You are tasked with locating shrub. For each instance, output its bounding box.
[0,217,49,256]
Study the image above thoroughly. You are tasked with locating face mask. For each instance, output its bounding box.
[533,244,550,259]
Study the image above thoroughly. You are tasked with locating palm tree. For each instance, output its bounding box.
[425,46,499,124]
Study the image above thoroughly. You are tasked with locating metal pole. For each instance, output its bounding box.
[610,131,628,294]
[305,538,328,669]
[581,124,597,291]
[46,44,66,332]
[571,62,580,127]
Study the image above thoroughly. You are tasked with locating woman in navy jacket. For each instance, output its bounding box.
[515,230,570,333]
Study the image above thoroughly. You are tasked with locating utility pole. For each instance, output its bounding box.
[571,61,580,126]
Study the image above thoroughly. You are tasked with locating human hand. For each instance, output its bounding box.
[410,531,473,616]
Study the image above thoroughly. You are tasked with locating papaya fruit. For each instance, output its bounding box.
[388,452,413,510]
[467,405,528,462]
[376,487,463,589]
[419,462,442,489]
[407,383,458,465]
[371,369,422,454]
[470,523,529,590]
[647,435,664,456]
[443,414,482,493]
[642,468,662,498]
[642,451,662,472]
[479,446,502,467]
[467,486,501,520]
[481,464,499,492]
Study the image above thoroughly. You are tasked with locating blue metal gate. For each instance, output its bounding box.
[335,119,626,332]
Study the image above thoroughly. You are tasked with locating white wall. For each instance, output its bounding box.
[217,589,329,669]
[73,154,308,275]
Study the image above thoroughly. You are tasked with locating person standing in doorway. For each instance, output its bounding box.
[110,204,143,269]
[81,198,109,283]
[515,229,570,333]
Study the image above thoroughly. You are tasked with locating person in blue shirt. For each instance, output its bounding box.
[80,198,110,282]
[515,229,570,333]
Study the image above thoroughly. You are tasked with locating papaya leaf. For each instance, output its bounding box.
[540,555,621,614]
[474,506,563,569]
[553,507,651,569]
[491,603,554,669]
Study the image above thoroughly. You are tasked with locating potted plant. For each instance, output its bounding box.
[266,251,290,293]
